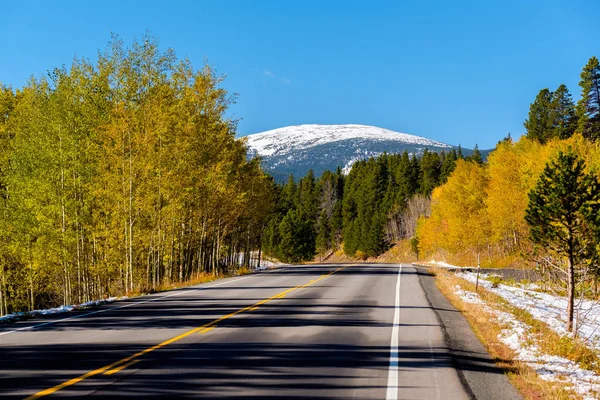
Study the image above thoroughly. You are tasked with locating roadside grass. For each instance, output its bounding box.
[372,239,416,263]
[433,267,583,400]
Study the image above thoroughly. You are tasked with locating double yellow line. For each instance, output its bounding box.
[26,266,346,399]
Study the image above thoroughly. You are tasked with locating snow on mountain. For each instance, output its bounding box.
[246,124,451,157]
[243,124,458,181]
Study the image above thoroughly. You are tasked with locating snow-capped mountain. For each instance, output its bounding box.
[244,124,466,181]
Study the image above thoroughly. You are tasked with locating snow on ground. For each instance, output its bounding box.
[255,259,289,269]
[429,260,600,346]
[234,252,290,271]
[429,260,471,269]
[457,271,600,351]
[455,285,600,399]
[0,296,124,323]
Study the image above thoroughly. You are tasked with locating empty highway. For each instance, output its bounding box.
[0,264,520,399]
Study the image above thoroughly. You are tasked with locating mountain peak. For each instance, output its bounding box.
[245,124,451,158]
[244,124,457,181]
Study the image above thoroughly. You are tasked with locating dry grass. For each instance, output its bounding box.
[316,240,419,264]
[434,268,582,400]
[370,240,417,263]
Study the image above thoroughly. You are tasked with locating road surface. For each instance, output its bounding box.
[0,264,520,399]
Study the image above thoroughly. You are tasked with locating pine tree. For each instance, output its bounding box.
[466,144,483,164]
[419,149,441,195]
[524,88,554,144]
[315,209,331,256]
[550,84,578,140]
[577,56,600,141]
[281,174,297,211]
[525,151,600,331]
[439,148,458,183]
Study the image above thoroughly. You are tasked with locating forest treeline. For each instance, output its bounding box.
[262,148,483,262]
[0,35,275,314]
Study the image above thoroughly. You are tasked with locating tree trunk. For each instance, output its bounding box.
[0,265,4,316]
[475,251,481,292]
[29,260,34,312]
[1,266,7,315]
[257,235,262,270]
[566,256,575,332]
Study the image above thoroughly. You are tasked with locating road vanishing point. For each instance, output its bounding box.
[0,264,521,399]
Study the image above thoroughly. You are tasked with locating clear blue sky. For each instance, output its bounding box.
[2,0,599,149]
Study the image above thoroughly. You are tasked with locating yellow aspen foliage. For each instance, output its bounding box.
[0,35,276,313]
[417,160,490,265]
[485,138,549,252]
[546,133,598,175]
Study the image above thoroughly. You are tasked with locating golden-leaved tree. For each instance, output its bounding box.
[417,160,490,265]
[0,35,274,314]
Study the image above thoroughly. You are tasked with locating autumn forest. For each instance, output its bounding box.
[1,35,599,317]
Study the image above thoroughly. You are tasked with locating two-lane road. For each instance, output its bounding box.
[0,264,518,399]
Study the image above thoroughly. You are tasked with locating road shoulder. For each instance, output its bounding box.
[414,265,522,400]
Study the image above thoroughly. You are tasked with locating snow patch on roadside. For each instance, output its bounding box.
[234,252,290,272]
[255,259,290,269]
[429,260,470,269]
[457,272,600,351]
[0,297,124,323]
[1,257,290,324]
[455,285,600,399]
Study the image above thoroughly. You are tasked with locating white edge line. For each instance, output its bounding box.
[0,274,258,337]
[386,263,402,400]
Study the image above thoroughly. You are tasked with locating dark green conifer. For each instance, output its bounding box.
[550,84,578,140]
[466,144,483,164]
[440,148,458,183]
[524,88,554,143]
[525,151,600,331]
[577,56,600,141]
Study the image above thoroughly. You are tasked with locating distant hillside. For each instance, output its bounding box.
[244,124,486,180]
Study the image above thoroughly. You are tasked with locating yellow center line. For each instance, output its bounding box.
[25,265,347,399]
[104,359,140,376]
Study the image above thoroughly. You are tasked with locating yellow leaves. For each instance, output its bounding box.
[418,160,490,261]
[486,140,532,244]
[419,134,600,265]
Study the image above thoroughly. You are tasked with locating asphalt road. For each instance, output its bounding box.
[0,264,520,399]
